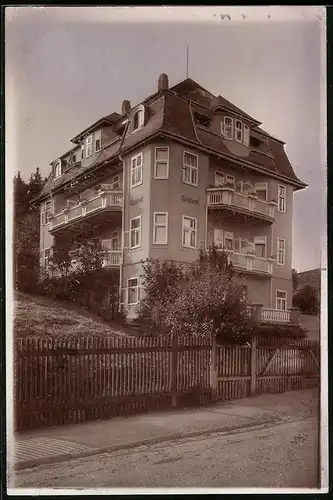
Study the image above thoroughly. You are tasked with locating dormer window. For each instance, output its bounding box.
[81,144,84,160]
[222,117,233,139]
[86,135,93,158]
[235,120,243,143]
[131,105,145,133]
[94,130,101,153]
[54,159,62,178]
[221,117,250,147]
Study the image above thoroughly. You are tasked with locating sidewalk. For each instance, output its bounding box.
[13,388,318,471]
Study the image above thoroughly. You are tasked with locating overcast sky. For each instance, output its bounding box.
[5,6,326,272]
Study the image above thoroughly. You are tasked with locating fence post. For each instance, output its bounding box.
[210,332,217,402]
[171,335,178,407]
[250,336,257,396]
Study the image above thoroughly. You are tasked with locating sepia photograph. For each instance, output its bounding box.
[5,5,327,494]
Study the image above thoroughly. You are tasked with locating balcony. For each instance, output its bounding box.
[225,251,274,276]
[247,305,300,325]
[103,250,122,267]
[207,187,276,222]
[50,190,123,234]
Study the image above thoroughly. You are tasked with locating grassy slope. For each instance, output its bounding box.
[14,292,132,338]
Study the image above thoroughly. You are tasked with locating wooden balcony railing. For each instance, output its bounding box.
[224,250,274,275]
[50,190,123,231]
[207,187,276,220]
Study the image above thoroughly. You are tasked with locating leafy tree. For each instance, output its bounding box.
[293,284,319,315]
[139,246,254,342]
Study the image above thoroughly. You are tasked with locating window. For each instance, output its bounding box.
[183,151,198,186]
[255,182,268,201]
[222,117,233,139]
[224,231,234,251]
[182,216,197,248]
[130,216,142,249]
[153,212,168,244]
[277,238,285,266]
[44,248,51,268]
[154,147,169,179]
[254,236,266,258]
[111,175,121,190]
[213,228,223,248]
[278,185,286,212]
[128,277,140,305]
[276,290,287,311]
[215,171,225,187]
[132,109,144,132]
[81,144,84,161]
[131,153,143,187]
[42,200,52,225]
[102,232,120,251]
[225,174,235,188]
[235,120,243,143]
[86,135,93,158]
[54,160,62,178]
[244,124,250,146]
[94,130,101,152]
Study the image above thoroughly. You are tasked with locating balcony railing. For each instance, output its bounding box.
[247,305,299,325]
[102,250,122,267]
[207,187,276,220]
[225,251,274,275]
[50,190,123,231]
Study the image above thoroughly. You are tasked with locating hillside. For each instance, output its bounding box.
[13,293,131,338]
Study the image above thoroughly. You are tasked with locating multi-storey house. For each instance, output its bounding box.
[35,74,306,324]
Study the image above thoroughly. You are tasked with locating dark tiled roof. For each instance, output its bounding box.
[212,95,259,124]
[161,93,197,142]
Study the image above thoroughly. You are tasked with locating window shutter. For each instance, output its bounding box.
[41,212,45,226]
[123,231,129,249]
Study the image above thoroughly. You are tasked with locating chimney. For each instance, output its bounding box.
[121,100,131,115]
[158,73,169,92]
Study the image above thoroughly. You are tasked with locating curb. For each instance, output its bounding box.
[14,415,305,472]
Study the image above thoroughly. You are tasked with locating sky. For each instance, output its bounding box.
[5,6,326,272]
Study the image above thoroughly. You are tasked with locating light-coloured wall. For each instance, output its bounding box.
[241,275,271,308]
[40,199,54,266]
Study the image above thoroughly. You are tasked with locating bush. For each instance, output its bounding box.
[293,284,319,315]
[256,323,308,339]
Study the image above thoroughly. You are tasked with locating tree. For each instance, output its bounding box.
[139,246,254,342]
[292,269,299,292]
[293,284,319,315]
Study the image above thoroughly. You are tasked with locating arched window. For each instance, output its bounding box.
[132,106,145,132]
[54,159,62,178]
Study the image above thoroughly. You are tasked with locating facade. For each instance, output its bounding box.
[297,269,321,294]
[35,74,306,324]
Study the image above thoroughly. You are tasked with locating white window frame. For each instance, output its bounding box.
[214,171,225,187]
[153,212,168,245]
[94,130,101,153]
[243,124,250,146]
[130,215,142,249]
[86,135,93,158]
[54,160,62,178]
[132,109,144,133]
[42,200,52,225]
[44,247,51,268]
[276,290,287,311]
[127,277,140,305]
[213,228,224,248]
[254,236,267,259]
[278,185,286,212]
[111,174,121,190]
[225,174,235,188]
[182,216,197,249]
[255,182,268,201]
[81,144,84,161]
[130,153,143,188]
[183,151,198,187]
[222,116,233,139]
[277,238,285,266]
[224,231,234,251]
[154,147,169,179]
[235,120,243,143]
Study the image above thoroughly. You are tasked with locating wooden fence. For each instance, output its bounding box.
[14,334,319,432]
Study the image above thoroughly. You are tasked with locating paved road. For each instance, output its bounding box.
[13,417,318,489]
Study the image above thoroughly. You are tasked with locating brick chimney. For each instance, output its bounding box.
[121,100,131,115]
[158,73,169,92]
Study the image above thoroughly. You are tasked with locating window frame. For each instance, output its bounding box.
[81,144,84,161]
[132,109,144,133]
[255,182,268,201]
[130,152,143,188]
[243,124,250,146]
[183,151,199,187]
[224,231,234,251]
[154,146,169,180]
[127,277,140,305]
[130,215,142,250]
[277,238,286,266]
[94,130,102,153]
[111,174,121,190]
[235,120,243,143]
[214,170,225,187]
[182,215,197,249]
[277,184,286,212]
[44,247,51,268]
[42,200,52,225]
[222,116,233,139]
[225,174,235,188]
[54,160,62,178]
[213,228,224,248]
[153,212,168,245]
[86,134,93,158]
[276,290,287,311]
[254,236,267,259]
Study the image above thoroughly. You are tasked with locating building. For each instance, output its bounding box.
[35,74,307,324]
[297,268,321,294]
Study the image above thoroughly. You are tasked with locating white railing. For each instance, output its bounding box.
[50,190,123,230]
[260,308,291,323]
[224,251,274,275]
[103,250,122,267]
[207,187,275,218]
